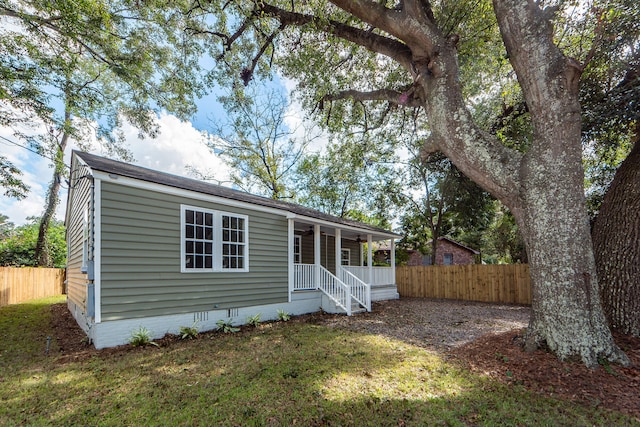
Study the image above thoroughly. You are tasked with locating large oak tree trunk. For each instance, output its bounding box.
[592,134,640,336]
[416,0,629,366]
[518,147,624,363]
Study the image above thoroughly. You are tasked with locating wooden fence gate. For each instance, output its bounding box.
[0,267,65,307]
[396,264,531,305]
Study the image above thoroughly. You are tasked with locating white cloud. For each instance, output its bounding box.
[122,112,229,182]
[0,113,230,227]
[282,78,329,154]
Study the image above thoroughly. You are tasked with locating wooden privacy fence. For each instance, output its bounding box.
[396,264,531,305]
[0,267,65,307]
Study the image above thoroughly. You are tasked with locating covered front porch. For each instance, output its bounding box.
[287,218,400,315]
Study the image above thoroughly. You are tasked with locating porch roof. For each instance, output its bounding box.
[74,151,400,240]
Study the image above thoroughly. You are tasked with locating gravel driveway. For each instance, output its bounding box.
[319,297,531,351]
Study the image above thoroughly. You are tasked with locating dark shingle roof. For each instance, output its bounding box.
[74,150,399,237]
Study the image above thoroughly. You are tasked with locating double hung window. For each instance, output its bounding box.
[181,205,248,272]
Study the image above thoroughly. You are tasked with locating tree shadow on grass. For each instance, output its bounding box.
[0,305,634,426]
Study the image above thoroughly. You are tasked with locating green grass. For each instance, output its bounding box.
[0,297,636,426]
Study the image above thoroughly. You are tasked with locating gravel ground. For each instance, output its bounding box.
[316,297,531,351]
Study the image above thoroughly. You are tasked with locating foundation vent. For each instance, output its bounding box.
[194,311,209,323]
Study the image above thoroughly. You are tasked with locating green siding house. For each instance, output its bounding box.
[65,151,400,348]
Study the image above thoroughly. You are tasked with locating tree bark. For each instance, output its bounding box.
[592,131,640,336]
[35,137,67,267]
[419,0,628,366]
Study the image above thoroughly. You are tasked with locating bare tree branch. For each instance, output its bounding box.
[322,88,422,108]
[258,2,414,71]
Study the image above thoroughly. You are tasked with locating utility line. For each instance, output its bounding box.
[0,134,70,168]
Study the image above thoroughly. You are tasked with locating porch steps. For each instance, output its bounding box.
[350,301,367,315]
[371,284,400,301]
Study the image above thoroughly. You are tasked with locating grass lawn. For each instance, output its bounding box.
[0,296,636,426]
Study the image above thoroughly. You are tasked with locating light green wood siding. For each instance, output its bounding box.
[297,234,361,272]
[66,160,93,310]
[99,182,288,321]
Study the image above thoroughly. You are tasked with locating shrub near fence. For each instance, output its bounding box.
[396,264,531,305]
[0,267,65,307]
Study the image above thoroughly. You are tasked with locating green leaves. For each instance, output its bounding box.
[0,217,66,268]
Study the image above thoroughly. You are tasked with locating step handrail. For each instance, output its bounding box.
[339,267,371,312]
[316,265,352,315]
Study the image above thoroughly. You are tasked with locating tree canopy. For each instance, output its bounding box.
[178,0,632,366]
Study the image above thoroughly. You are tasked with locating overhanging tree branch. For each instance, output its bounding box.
[258,2,414,71]
[321,88,423,108]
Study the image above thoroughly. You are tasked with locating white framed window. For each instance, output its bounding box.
[181,205,249,272]
[293,235,302,264]
[443,253,453,265]
[341,248,351,266]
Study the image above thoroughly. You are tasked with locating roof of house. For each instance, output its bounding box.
[73,150,399,237]
[377,237,479,254]
[429,237,480,254]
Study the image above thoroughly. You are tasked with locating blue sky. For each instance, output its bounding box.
[0,76,322,228]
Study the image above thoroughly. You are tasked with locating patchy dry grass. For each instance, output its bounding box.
[0,297,636,426]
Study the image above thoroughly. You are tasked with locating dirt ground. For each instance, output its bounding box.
[50,297,640,421]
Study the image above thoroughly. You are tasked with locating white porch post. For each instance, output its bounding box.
[335,228,342,275]
[314,224,321,286]
[390,238,396,285]
[287,218,294,301]
[359,240,364,266]
[367,233,373,284]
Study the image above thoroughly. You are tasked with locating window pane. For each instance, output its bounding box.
[196,211,203,225]
[230,257,237,269]
[205,213,213,226]
[222,230,229,242]
[222,257,229,268]
[185,256,193,268]
[196,241,203,254]
[195,256,203,269]
[205,256,212,269]
[186,225,194,239]
[186,210,194,224]
[237,218,244,229]
[205,227,213,240]
[237,258,243,269]
[223,244,229,255]
[231,230,238,242]
[231,217,237,229]
[222,216,229,228]
[196,226,203,239]
[238,231,244,243]
[186,241,194,253]
[205,242,212,254]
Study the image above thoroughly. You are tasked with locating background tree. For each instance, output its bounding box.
[0,156,29,199]
[578,0,640,336]
[0,217,65,268]
[398,148,494,264]
[207,84,308,199]
[186,0,630,365]
[1,0,206,266]
[294,136,399,227]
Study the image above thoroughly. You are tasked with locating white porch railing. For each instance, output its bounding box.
[338,268,371,312]
[317,266,351,315]
[293,264,371,315]
[294,263,316,290]
[342,266,395,286]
